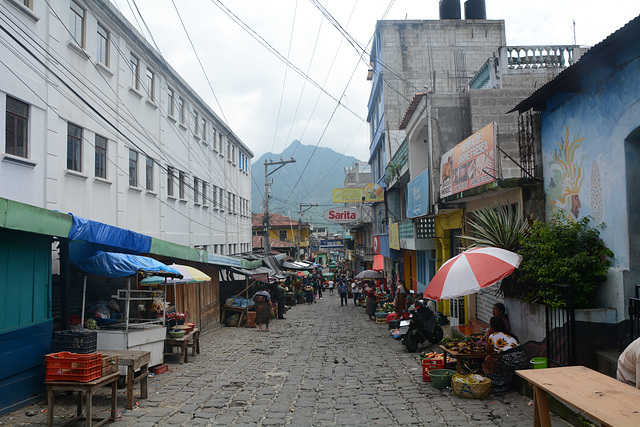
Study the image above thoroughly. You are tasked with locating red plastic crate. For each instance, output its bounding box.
[421,358,444,382]
[150,363,168,375]
[45,352,102,382]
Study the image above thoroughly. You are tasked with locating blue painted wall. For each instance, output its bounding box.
[0,230,53,414]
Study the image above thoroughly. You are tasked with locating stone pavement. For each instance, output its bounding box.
[0,294,571,426]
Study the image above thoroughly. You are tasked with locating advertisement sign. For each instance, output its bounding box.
[320,239,343,249]
[372,235,381,254]
[332,183,384,203]
[389,223,400,250]
[440,122,496,198]
[323,207,361,224]
[406,168,430,218]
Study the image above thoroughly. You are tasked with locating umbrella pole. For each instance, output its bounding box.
[80,275,87,329]
[163,278,167,325]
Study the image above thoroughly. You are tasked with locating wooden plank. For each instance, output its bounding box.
[517,366,640,426]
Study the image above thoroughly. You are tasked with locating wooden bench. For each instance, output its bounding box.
[99,350,150,410]
[517,365,640,427]
[164,328,200,364]
[45,371,120,427]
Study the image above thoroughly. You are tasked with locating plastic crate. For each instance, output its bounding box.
[421,358,445,382]
[45,352,102,382]
[101,355,118,376]
[53,330,97,354]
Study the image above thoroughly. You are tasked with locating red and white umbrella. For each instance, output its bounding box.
[424,247,522,301]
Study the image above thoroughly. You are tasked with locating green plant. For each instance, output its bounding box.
[383,162,399,185]
[518,211,613,308]
[462,202,530,252]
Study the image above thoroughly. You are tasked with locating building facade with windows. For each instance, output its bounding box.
[0,0,253,257]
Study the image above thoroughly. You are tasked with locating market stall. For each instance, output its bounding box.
[70,250,181,367]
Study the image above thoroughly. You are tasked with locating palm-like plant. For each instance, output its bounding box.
[462,202,530,252]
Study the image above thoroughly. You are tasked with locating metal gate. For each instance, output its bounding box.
[545,284,576,366]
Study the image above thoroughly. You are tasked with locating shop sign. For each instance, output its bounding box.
[406,168,430,218]
[372,235,381,254]
[332,183,384,203]
[440,122,496,198]
[389,223,400,250]
[320,239,343,249]
[323,207,361,224]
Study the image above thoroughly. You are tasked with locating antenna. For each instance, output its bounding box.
[572,19,576,45]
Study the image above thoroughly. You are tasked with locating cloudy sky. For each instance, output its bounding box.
[111,0,640,163]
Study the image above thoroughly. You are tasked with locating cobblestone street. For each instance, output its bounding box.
[1,295,570,426]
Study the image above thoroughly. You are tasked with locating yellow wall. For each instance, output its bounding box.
[269,227,311,246]
[433,209,467,322]
[402,250,417,292]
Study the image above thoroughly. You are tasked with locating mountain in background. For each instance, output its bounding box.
[251,140,363,232]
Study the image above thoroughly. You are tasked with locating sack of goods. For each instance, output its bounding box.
[451,374,492,399]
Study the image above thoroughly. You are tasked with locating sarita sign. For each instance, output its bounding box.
[323,207,361,224]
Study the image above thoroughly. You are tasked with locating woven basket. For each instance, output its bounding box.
[451,374,492,399]
[167,329,185,338]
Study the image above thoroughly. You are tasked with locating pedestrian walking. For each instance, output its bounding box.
[353,281,362,306]
[328,279,334,296]
[276,280,287,319]
[338,280,348,306]
[252,287,273,332]
[365,283,377,321]
[304,282,314,304]
[318,279,323,299]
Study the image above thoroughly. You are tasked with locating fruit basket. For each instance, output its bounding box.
[167,329,185,338]
[451,373,492,399]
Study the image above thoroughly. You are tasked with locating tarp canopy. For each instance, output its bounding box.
[373,254,384,271]
[68,214,151,254]
[70,250,181,278]
[228,266,274,277]
[280,260,315,271]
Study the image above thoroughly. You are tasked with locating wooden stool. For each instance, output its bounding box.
[99,350,150,410]
[45,371,120,427]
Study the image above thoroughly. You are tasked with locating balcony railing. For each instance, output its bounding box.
[356,245,375,261]
[506,45,579,69]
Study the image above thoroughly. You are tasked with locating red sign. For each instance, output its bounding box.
[373,236,381,254]
[323,207,361,224]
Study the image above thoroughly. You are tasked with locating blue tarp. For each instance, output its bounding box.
[70,250,180,278]
[68,214,152,254]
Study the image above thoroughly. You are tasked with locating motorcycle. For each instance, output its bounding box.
[401,299,444,352]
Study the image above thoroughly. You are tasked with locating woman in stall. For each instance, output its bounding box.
[482,316,528,392]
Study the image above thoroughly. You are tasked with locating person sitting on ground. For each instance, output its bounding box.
[482,316,527,393]
[617,336,640,388]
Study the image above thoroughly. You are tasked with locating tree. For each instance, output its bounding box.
[518,211,613,308]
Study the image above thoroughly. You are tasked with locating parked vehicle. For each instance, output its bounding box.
[402,300,444,352]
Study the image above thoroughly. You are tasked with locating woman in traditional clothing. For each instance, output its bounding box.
[482,316,527,392]
[304,281,315,304]
[394,281,407,315]
[365,282,377,321]
[253,287,273,332]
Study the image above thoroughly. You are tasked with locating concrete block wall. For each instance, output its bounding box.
[469,88,538,179]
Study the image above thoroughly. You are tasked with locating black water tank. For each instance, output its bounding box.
[464,0,486,19]
[439,0,461,20]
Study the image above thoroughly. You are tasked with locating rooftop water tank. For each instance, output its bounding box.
[464,0,487,19]
[439,0,461,20]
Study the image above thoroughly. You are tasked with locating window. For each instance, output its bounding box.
[227,141,231,160]
[167,88,175,117]
[178,97,185,125]
[66,122,82,171]
[279,229,287,241]
[194,177,200,204]
[145,68,155,101]
[146,156,153,191]
[70,1,85,48]
[167,166,175,197]
[97,23,109,66]
[22,0,33,9]
[201,118,207,141]
[128,149,138,186]
[179,170,185,199]
[130,53,139,90]
[94,135,107,178]
[5,96,29,158]
[194,111,200,136]
[218,132,223,155]
[212,128,217,151]
[228,191,232,211]
[202,182,208,205]
[218,187,224,209]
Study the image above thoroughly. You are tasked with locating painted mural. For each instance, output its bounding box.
[546,126,585,221]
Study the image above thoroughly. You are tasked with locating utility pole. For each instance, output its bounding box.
[263,157,296,254]
[296,203,317,261]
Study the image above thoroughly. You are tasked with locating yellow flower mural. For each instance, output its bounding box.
[547,126,585,220]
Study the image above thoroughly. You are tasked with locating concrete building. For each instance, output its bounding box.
[0,0,253,259]
[342,162,374,270]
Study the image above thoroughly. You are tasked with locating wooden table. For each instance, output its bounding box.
[99,350,150,410]
[45,371,120,427]
[221,305,247,326]
[164,328,200,364]
[439,344,488,373]
[517,365,640,427]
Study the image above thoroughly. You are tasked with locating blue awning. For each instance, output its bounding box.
[68,214,151,254]
[71,250,181,278]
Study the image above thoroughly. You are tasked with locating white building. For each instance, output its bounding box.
[0,0,253,257]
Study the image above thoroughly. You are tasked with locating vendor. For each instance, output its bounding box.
[617,337,640,388]
[482,317,527,393]
[394,281,407,315]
